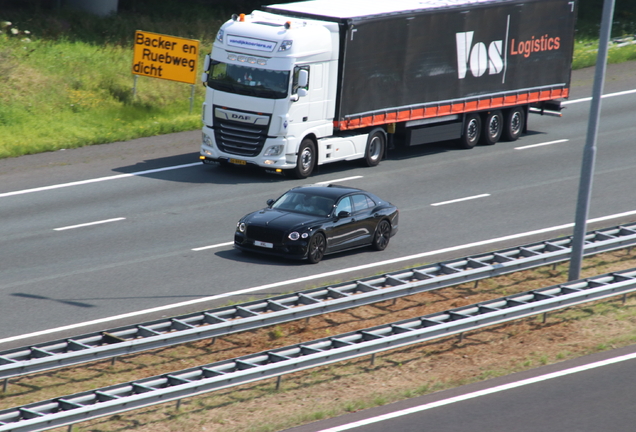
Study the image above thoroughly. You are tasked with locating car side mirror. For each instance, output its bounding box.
[336,210,351,219]
[267,199,275,207]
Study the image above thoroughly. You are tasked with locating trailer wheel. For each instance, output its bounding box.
[502,107,525,141]
[291,138,316,179]
[459,113,481,149]
[363,128,386,167]
[481,110,503,145]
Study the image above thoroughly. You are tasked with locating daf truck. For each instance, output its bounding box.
[200,0,577,178]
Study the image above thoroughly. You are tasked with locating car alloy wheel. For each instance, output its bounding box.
[372,220,391,251]
[307,233,326,263]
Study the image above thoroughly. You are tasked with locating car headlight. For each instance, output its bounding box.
[237,222,246,233]
[264,145,284,156]
[288,231,309,241]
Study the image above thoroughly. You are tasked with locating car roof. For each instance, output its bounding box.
[289,184,367,200]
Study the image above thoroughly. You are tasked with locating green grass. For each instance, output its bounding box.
[1,1,635,160]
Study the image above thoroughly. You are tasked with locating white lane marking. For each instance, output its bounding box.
[315,176,364,185]
[192,241,234,251]
[514,139,570,150]
[315,350,636,431]
[54,218,126,231]
[431,194,490,207]
[3,208,636,346]
[0,162,200,199]
[562,88,636,105]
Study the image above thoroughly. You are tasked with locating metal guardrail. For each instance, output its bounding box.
[2,267,636,431]
[1,223,636,382]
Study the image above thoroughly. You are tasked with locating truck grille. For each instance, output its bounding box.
[214,117,269,157]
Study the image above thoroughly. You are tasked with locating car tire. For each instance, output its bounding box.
[362,128,385,167]
[501,107,525,141]
[371,220,392,251]
[481,110,503,145]
[458,113,481,149]
[307,233,326,264]
[291,138,316,179]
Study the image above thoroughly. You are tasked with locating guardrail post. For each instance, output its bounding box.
[176,399,182,410]
[370,353,376,366]
[67,424,74,432]
[111,356,117,366]
[2,378,7,393]
[276,375,282,391]
[542,312,548,323]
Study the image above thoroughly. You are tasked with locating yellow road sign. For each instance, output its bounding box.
[132,30,200,85]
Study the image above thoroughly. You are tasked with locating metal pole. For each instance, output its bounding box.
[568,0,616,281]
[132,75,138,99]
[189,84,195,114]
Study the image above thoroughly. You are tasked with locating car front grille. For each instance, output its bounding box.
[246,225,284,244]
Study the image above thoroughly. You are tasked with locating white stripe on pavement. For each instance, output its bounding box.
[0,162,200,199]
[54,218,126,231]
[515,139,570,150]
[431,194,490,206]
[2,208,636,345]
[315,350,636,431]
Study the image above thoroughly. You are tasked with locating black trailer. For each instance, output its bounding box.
[266,0,577,148]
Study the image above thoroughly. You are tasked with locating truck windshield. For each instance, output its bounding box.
[208,62,290,99]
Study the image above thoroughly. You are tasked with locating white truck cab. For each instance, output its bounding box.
[200,11,372,178]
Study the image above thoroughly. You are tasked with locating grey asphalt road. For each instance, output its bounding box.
[282,344,636,432]
[1,62,635,347]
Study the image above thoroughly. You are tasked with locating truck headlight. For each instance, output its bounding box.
[203,133,213,148]
[264,145,284,156]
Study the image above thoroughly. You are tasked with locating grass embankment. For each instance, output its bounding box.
[2,248,636,432]
[0,3,226,159]
[1,1,636,160]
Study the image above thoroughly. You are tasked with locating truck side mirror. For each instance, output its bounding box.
[298,69,308,88]
[201,54,211,86]
[295,69,309,98]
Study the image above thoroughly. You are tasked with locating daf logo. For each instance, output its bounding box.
[231,113,251,121]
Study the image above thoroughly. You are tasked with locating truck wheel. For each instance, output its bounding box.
[502,107,525,141]
[481,110,503,145]
[459,113,481,149]
[363,128,386,167]
[292,138,316,179]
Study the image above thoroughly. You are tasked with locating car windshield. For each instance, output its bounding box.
[271,191,335,217]
[207,62,290,99]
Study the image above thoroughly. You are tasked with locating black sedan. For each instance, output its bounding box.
[234,184,399,263]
